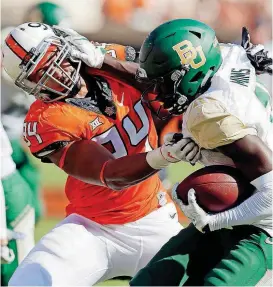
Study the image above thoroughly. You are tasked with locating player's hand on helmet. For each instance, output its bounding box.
[241,27,272,75]
[146,133,201,169]
[53,26,106,68]
[172,187,211,233]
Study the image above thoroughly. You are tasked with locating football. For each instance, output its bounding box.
[175,165,255,213]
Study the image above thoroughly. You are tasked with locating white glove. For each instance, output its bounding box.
[163,133,201,165]
[1,245,15,264]
[53,26,106,69]
[172,187,211,232]
[0,229,24,264]
[146,133,201,169]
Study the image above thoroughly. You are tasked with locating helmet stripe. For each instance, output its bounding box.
[5,34,27,60]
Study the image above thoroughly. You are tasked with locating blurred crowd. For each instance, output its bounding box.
[1,0,272,47]
[104,0,272,44]
[1,0,272,117]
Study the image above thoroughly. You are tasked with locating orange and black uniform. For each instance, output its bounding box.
[24,44,171,225]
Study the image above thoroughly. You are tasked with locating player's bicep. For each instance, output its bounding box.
[48,140,115,186]
[218,135,272,181]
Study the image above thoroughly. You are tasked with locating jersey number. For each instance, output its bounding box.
[23,122,43,147]
[92,101,152,158]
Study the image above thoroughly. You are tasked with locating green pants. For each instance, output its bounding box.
[130,224,272,286]
[1,170,35,286]
[10,139,42,223]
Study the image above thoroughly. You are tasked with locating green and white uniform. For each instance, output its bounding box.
[0,123,35,286]
[131,44,272,286]
[184,43,272,233]
[1,70,42,223]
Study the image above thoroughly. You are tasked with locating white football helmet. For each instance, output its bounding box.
[1,22,81,102]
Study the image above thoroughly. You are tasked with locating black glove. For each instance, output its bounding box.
[241,27,272,75]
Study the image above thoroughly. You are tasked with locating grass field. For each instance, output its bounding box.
[33,159,201,286]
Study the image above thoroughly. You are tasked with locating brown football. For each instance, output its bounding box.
[176,165,255,213]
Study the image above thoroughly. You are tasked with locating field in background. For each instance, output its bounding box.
[37,158,201,190]
[33,158,201,286]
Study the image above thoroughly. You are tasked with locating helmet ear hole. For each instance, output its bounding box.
[189,31,201,39]
[190,71,204,82]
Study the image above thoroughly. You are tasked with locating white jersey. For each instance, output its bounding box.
[0,122,16,179]
[1,71,35,140]
[182,43,272,233]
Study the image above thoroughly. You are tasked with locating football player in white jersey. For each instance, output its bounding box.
[131,19,272,286]
[0,123,35,285]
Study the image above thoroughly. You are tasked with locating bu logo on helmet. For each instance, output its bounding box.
[172,40,206,69]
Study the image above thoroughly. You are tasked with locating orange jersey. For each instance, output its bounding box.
[159,116,183,146]
[24,69,171,224]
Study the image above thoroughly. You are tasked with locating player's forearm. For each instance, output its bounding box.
[103,140,193,190]
[219,135,272,181]
[209,171,273,231]
[103,153,158,190]
[50,140,166,190]
[50,137,195,190]
[102,55,146,89]
[103,54,139,75]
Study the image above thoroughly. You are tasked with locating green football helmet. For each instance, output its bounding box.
[25,1,70,27]
[137,18,222,119]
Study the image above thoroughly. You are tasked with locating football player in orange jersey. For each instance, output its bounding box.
[2,23,200,286]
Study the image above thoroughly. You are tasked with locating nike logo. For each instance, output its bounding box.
[167,152,176,160]
[117,92,124,107]
[169,213,177,219]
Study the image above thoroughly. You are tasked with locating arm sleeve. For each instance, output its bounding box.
[209,171,273,231]
[186,98,257,149]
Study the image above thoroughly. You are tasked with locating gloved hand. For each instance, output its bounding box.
[172,187,211,232]
[241,27,272,75]
[163,133,201,164]
[0,229,24,264]
[1,246,15,264]
[146,133,201,169]
[53,26,106,68]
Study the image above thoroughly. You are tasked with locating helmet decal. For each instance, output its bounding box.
[137,18,223,119]
[172,40,206,69]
